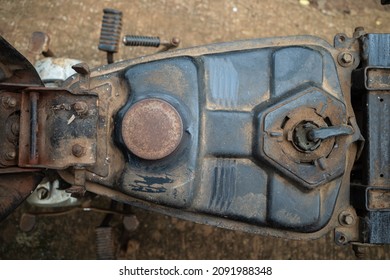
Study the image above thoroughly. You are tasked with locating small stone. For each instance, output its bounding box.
[299,0,310,6]
[125,239,140,256]
[123,215,139,232]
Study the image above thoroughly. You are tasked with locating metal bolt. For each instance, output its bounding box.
[74,101,88,115]
[7,97,16,107]
[343,214,354,225]
[341,52,353,64]
[339,211,355,226]
[11,122,20,136]
[4,151,16,161]
[160,37,181,51]
[72,144,86,157]
[2,96,17,108]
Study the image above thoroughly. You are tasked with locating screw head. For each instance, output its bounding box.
[73,101,88,115]
[343,214,354,225]
[72,144,86,157]
[337,52,355,68]
[11,122,20,136]
[4,151,16,161]
[338,52,354,67]
[7,97,17,108]
[2,96,17,109]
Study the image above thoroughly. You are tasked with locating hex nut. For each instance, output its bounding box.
[339,211,355,226]
[341,53,353,63]
[344,215,354,225]
[7,97,17,108]
[338,52,354,67]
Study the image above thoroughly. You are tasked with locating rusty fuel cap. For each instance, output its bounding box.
[121,98,183,160]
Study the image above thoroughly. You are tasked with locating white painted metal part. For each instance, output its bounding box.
[34,57,82,86]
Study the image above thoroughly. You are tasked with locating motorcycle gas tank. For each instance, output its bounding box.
[115,36,360,235]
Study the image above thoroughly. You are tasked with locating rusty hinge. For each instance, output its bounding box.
[18,87,98,169]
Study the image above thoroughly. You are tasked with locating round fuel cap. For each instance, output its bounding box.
[121,98,183,160]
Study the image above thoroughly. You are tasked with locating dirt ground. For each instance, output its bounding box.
[0,0,389,259]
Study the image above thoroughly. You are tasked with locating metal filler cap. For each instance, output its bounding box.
[121,98,183,160]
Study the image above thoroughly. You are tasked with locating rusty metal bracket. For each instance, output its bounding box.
[18,87,98,169]
[72,63,90,92]
[334,208,359,245]
[66,167,87,197]
[365,67,390,91]
[353,66,390,91]
[350,32,390,244]
[366,188,390,211]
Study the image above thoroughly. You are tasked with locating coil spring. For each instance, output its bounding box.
[98,8,122,53]
[123,35,161,47]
